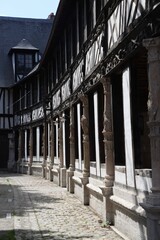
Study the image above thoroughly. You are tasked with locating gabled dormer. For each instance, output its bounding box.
[9,39,40,82]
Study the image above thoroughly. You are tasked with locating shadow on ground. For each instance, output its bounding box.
[0,229,95,240]
[0,173,64,219]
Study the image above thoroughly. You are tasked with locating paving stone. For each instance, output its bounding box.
[0,174,123,240]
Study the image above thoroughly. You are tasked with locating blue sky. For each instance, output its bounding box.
[0,0,60,19]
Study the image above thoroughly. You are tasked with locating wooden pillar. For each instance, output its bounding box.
[49,120,54,181]
[80,94,90,205]
[17,128,22,173]
[42,122,47,178]
[100,77,114,222]
[141,37,160,240]
[67,104,75,193]
[36,127,40,162]
[80,94,90,178]
[28,126,33,175]
[18,128,22,163]
[25,129,28,161]
[59,113,66,187]
[59,115,63,169]
[101,77,114,187]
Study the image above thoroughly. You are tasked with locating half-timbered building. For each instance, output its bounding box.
[9,0,160,239]
[0,15,53,170]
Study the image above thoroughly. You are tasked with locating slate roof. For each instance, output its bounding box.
[10,38,39,51]
[0,16,53,87]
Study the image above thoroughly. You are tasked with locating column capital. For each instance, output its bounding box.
[143,37,160,62]
[143,37,160,48]
[79,94,88,107]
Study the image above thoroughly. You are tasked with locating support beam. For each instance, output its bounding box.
[80,94,90,205]
[28,126,33,175]
[67,104,75,193]
[42,122,47,178]
[101,77,114,222]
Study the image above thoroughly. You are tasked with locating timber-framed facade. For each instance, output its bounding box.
[9,1,160,239]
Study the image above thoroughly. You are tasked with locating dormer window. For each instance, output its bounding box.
[16,53,35,78]
[9,39,40,82]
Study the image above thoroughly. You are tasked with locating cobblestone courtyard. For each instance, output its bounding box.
[0,174,123,240]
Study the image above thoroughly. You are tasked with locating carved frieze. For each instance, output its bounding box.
[73,60,84,92]
[21,112,31,124]
[52,89,61,110]
[32,106,44,121]
[61,79,71,102]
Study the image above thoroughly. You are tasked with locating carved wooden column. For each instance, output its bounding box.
[18,129,22,163]
[17,128,22,173]
[100,77,114,222]
[80,94,90,178]
[8,133,15,172]
[42,122,47,178]
[59,113,66,187]
[28,126,33,175]
[67,104,75,193]
[59,115,63,169]
[49,120,54,181]
[80,94,90,205]
[101,77,114,187]
[141,37,160,240]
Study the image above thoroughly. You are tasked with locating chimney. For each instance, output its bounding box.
[47,12,54,20]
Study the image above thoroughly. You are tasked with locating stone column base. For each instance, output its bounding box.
[66,170,74,193]
[80,177,89,205]
[41,163,46,178]
[141,194,160,240]
[16,161,21,173]
[48,165,53,181]
[27,163,32,175]
[60,168,66,187]
[100,186,113,223]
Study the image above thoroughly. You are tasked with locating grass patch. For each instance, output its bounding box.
[0,230,16,240]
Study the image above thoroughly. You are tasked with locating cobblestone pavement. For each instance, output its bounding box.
[0,174,123,240]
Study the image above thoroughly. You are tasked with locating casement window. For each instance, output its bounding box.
[52,59,57,86]
[32,77,38,105]
[78,0,84,49]
[86,0,94,36]
[96,0,102,20]
[57,46,62,80]
[61,36,66,75]
[26,82,31,107]
[16,53,35,81]
[72,13,77,59]
[66,25,72,68]
[39,74,45,101]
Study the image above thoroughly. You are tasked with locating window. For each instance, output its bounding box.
[96,0,102,20]
[16,53,35,81]
[67,25,72,67]
[86,0,94,36]
[72,12,77,59]
[79,0,84,48]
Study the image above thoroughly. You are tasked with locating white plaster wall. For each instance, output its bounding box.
[74,183,83,202]
[115,168,126,185]
[135,175,152,192]
[89,191,103,218]
[113,204,147,240]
